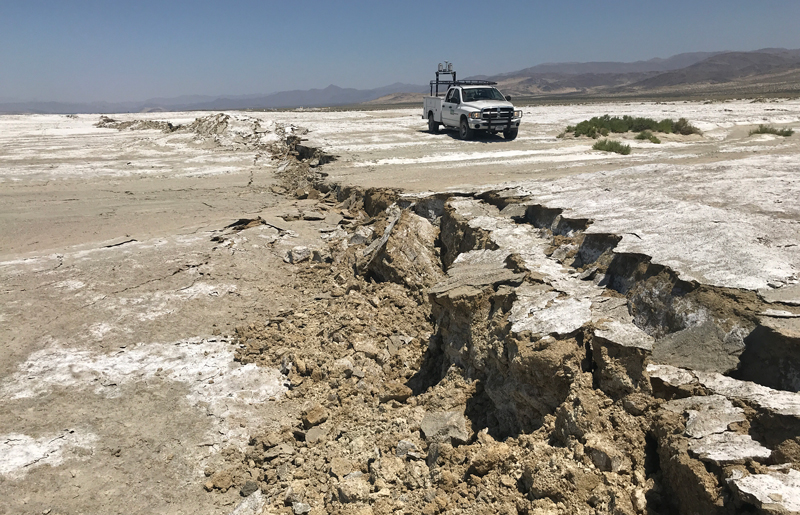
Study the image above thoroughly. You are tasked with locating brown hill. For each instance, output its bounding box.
[628,50,800,89]
[480,49,800,100]
[363,92,425,105]
[485,51,722,78]
[376,49,800,104]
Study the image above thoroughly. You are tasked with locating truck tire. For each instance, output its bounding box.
[428,112,439,134]
[459,118,474,140]
[503,128,518,140]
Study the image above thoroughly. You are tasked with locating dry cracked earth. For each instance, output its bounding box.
[1,101,800,515]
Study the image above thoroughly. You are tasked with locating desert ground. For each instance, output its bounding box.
[1,100,799,515]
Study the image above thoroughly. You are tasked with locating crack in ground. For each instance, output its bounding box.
[88,113,800,514]
[109,261,209,296]
[217,169,800,514]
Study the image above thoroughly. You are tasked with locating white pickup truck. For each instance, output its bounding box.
[422,65,522,140]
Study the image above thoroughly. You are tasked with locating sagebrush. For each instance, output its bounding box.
[749,125,794,137]
[565,115,700,138]
[592,139,631,155]
[635,130,661,144]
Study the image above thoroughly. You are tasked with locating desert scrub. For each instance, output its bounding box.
[635,130,661,144]
[749,124,794,137]
[672,117,701,135]
[566,115,699,138]
[592,139,631,155]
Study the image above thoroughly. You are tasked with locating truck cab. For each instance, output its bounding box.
[423,63,522,140]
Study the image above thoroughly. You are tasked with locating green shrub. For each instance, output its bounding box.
[749,124,794,137]
[657,119,674,133]
[673,117,701,135]
[592,139,631,155]
[635,130,661,143]
[627,117,657,132]
[567,115,697,137]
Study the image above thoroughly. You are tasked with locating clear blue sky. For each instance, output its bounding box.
[2,0,799,103]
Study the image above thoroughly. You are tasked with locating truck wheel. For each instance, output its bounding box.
[459,118,474,140]
[503,128,518,141]
[428,113,439,134]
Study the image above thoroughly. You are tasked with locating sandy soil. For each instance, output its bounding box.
[0,100,799,514]
[0,115,323,514]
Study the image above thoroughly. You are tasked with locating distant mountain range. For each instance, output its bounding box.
[471,51,726,78]
[0,83,429,115]
[3,48,800,114]
[480,48,800,100]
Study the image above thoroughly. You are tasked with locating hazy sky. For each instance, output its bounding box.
[2,0,800,103]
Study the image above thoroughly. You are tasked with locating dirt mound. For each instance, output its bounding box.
[95,113,335,192]
[95,115,178,132]
[95,112,301,150]
[179,113,286,152]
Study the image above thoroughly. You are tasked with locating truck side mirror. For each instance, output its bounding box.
[505,95,512,101]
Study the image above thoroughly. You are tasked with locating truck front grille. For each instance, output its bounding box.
[481,108,514,120]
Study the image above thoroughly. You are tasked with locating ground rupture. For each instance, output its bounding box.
[208,129,800,515]
[90,113,800,515]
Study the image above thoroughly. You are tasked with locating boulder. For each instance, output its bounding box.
[651,321,746,375]
[429,249,525,301]
[302,404,328,429]
[264,443,294,460]
[688,432,772,465]
[349,226,374,246]
[292,502,312,515]
[584,433,631,473]
[352,339,379,359]
[379,381,413,403]
[329,457,353,479]
[365,210,445,292]
[395,440,422,459]
[305,426,326,445]
[337,473,370,503]
[728,466,800,514]
[369,456,405,485]
[285,246,312,264]
[736,316,800,392]
[469,442,511,476]
[591,319,654,398]
[420,411,469,445]
[663,395,746,439]
[229,489,265,515]
[240,480,259,497]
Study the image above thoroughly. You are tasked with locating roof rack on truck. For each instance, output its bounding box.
[429,61,499,96]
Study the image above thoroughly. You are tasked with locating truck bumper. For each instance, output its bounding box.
[471,118,521,131]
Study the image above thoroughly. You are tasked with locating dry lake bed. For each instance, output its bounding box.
[1,100,799,515]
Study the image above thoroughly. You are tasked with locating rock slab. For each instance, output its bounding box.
[420,411,469,445]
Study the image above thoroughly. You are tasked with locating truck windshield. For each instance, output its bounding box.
[461,87,506,102]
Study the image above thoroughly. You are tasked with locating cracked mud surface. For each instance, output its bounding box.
[1,102,799,514]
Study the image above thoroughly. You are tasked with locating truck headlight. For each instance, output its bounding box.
[469,112,482,119]
[514,110,522,118]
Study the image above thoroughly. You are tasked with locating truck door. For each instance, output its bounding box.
[441,88,461,127]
